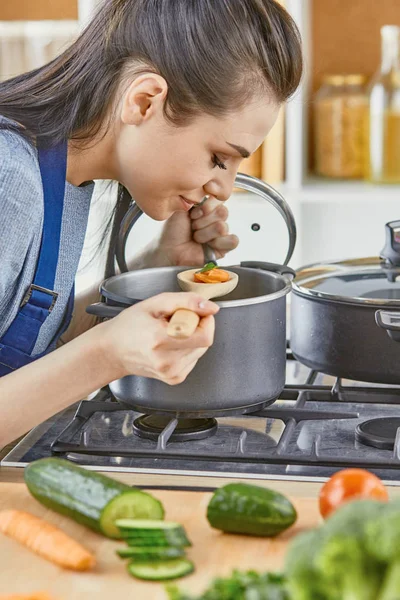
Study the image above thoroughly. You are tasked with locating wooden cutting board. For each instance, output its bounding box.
[0,482,320,599]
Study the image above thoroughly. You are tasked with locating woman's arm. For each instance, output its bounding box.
[0,292,218,449]
[0,321,115,449]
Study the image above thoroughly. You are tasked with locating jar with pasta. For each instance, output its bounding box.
[314,74,368,179]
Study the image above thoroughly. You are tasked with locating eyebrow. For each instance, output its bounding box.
[226,142,251,159]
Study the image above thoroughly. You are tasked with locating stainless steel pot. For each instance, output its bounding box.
[87,173,296,417]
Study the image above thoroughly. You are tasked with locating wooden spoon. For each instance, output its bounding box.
[166,268,239,339]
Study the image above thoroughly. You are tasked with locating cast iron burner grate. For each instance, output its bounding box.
[132,415,218,442]
[356,418,400,450]
[50,367,400,473]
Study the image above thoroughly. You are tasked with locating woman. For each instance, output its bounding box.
[0,0,302,448]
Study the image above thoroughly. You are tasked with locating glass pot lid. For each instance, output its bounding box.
[293,221,400,306]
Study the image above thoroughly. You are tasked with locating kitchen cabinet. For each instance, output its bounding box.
[0,0,77,21]
[282,0,400,267]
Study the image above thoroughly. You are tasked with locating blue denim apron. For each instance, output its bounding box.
[0,141,74,376]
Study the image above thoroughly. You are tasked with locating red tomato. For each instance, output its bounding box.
[319,468,389,519]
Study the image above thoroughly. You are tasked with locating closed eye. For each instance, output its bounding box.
[212,154,227,170]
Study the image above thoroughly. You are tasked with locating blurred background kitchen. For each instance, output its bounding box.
[1,0,400,297]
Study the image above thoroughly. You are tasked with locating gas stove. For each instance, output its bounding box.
[3,351,400,485]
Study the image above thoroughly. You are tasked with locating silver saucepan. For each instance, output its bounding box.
[87,173,296,418]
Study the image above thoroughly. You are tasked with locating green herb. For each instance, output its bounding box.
[166,570,289,600]
[199,262,217,273]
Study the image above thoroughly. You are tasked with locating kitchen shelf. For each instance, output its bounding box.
[294,178,400,203]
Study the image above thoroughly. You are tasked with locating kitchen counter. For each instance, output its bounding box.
[0,460,326,495]
[0,480,320,599]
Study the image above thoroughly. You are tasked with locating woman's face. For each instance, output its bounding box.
[114,79,280,221]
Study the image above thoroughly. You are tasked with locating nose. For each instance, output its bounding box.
[203,170,237,202]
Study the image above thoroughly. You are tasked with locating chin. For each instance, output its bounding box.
[136,202,174,222]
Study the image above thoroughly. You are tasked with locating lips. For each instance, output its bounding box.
[179,196,201,211]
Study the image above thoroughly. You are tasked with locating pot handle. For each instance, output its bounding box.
[86,302,125,318]
[375,310,400,342]
[240,261,296,279]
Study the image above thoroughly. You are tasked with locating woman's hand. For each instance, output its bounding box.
[101,292,219,385]
[156,197,239,266]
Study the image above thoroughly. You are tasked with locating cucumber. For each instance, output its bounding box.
[116,519,185,532]
[206,483,297,537]
[24,458,164,538]
[117,546,185,560]
[124,532,191,548]
[117,519,191,547]
[127,558,195,581]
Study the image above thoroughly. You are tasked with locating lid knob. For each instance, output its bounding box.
[380,221,400,266]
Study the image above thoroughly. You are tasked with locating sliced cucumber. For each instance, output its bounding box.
[101,493,164,538]
[117,519,191,547]
[127,558,195,581]
[117,546,185,561]
[124,534,191,548]
[116,519,183,531]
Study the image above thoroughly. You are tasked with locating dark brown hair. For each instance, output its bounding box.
[0,0,302,146]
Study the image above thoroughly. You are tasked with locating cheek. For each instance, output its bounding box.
[138,153,209,193]
[116,128,210,197]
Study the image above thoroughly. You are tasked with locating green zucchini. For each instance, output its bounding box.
[117,546,185,561]
[127,558,195,581]
[24,458,164,538]
[206,483,297,537]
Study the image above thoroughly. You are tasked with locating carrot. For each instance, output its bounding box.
[194,269,230,283]
[0,594,53,600]
[0,510,95,571]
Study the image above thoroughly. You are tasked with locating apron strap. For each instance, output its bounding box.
[0,141,68,356]
[24,141,68,310]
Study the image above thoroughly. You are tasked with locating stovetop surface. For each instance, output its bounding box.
[3,358,400,484]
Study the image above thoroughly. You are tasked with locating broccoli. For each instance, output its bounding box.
[285,500,387,600]
[285,529,330,600]
[363,500,400,600]
[376,559,400,600]
[364,500,400,563]
[317,500,385,600]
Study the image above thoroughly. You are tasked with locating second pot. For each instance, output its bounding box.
[291,221,400,384]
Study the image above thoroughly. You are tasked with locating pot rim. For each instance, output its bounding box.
[100,265,293,308]
[293,256,400,307]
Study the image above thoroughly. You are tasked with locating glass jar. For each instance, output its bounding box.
[314,74,368,179]
[367,25,400,184]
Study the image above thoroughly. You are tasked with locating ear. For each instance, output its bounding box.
[121,73,168,126]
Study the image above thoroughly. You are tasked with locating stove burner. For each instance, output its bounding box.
[355,417,400,450]
[132,415,218,442]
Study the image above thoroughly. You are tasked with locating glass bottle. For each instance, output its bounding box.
[367,25,400,184]
[314,74,368,179]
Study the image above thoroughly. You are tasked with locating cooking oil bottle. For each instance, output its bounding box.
[367,25,400,184]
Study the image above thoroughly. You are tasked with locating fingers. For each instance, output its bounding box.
[207,233,239,253]
[191,201,228,230]
[162,314,216,350]
[192,220,229,244]
[190,198,238,252]
[157,346,209,385]
[143,292,220,319]
[165,358,202,386]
